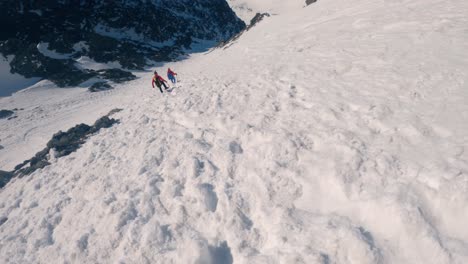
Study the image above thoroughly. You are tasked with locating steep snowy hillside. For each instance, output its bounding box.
[1,0,468,263]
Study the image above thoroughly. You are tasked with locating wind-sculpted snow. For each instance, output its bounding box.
[0,0,468,263]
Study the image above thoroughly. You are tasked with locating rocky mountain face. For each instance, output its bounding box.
[0,0,245,87]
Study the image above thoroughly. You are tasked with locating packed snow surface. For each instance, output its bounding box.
[1,0,468,263]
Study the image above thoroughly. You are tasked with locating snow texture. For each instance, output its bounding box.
[1,0,468,263]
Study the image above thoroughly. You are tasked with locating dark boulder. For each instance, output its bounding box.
[93,116,118,132]
[46,124,92,157]
[0,171,14,188]
[0,110,14,119]
[89,82,113,93]
[97,69,137,83]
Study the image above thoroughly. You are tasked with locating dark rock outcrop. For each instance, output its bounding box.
[248,13,271,29]
[220,13,270,49]
[306,0,318,6]
[89,82,113,93]
[1,109,122,188]
[97,69,136,83]
[0,171,14,188]
[0,110,14,119]
[0,216,7,226]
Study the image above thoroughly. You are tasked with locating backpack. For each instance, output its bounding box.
[154,77,162,87]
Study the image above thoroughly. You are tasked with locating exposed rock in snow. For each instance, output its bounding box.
[89,82,113,93]
[0,109,14,119]
[305,0,317,6]
[10,112,120,181]
[220,12,270,48]
[96,69,136,83]
[0,170,13,188]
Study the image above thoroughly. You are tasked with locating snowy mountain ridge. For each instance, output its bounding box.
[1,0,468,263]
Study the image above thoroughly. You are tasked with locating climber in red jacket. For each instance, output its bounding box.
[167,68,177,84]
[152,71,169,93]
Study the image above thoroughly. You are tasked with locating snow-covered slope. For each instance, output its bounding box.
[1,0,468,263]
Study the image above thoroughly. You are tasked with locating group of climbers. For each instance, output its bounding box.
[152,68,178,93]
